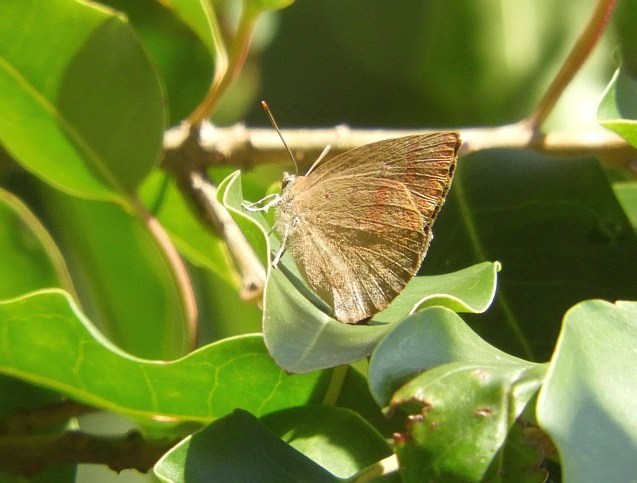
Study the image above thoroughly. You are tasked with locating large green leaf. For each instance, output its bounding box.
[219,170,498,373]
[537,300,637,482]
[0,290,328,423]
[598,65,637,147]
[426,151,637,362]
[155,406,393,482]
[0,0,164,203]
[162,0,216,55]
[41,185,190,360]
[154,409,338,483]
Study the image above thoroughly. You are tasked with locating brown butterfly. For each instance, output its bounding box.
[245,107,460,324]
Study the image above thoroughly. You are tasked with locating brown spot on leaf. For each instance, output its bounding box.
[475,407,493,417]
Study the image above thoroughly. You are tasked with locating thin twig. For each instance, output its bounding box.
[164,124,266,302]
[188,6,259,124]
[133,197,199,350]
[187,171,266,302]
[524,0,618,130]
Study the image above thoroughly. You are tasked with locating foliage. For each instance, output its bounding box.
[0,0,636,482]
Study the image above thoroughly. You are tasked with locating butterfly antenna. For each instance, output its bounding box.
[262,100,299,175]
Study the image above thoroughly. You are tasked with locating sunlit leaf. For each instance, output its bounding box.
[0,0,164,202]
[537,300,637,482]
[0,290,328,422]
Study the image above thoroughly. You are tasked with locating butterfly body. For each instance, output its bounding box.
[274,132,460,324]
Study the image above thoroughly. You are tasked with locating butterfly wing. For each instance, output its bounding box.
[277,176,428,323]
[307,132,459,225]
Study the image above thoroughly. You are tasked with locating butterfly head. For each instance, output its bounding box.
[281,172,297,191]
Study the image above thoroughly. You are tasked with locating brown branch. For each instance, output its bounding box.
[162,121,636,171]
[0,401,95,435]
[0,430,178,478]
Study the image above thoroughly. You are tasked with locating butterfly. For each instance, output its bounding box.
[244,106,460,323]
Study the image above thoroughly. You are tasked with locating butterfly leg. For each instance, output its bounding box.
[271,216,299,267]
[272,244,286,267]
[272,222,291,267]
[241,193,281,213]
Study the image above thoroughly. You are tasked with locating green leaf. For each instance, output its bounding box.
[368,307,535,408]
[263,263,497,374]
[598,66,637,147]
[261,406,392,479]
[537,300,637,482]
[426,151,637,362]
[219,170,499,373]
[218,170,271,267]
[41,186,190,360]
[614,0,637,77]
[0,188,73,298]
[99,0,213,124]
[244,0,295,17]
[0,0,164,203]
[154,409,338,483]
[0,290,328,423]
[390,357,545,482]
[162,0,217,55]
[613,181,637,230]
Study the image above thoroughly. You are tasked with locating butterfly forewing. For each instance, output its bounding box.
[274,131,460,324]
[307,133,458,223]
